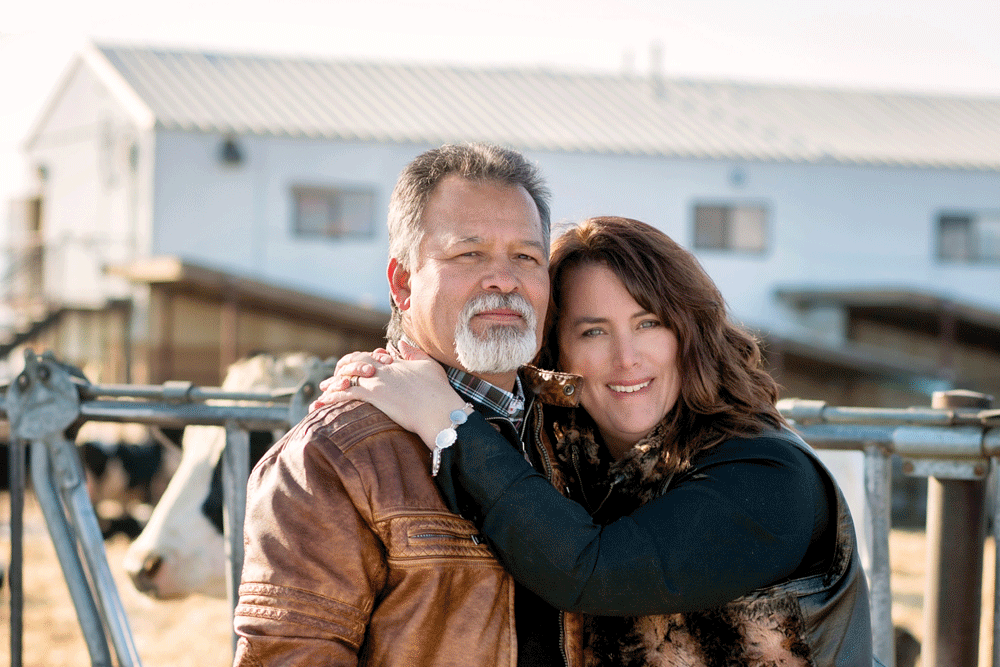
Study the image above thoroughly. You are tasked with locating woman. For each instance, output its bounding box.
[318,216,873,666]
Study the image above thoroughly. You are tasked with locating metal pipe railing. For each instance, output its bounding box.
[7,436,26,667]
[30,439,115,667]
[863,443,895,666]
[1,350,329,666]
[780,393,999,667]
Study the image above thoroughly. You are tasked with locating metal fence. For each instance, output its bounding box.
[2,349,999,667]
[1,350,323,667]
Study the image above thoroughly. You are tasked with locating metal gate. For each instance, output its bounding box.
[1,350,330,666]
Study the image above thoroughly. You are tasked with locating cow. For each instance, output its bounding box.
[77,422,183,540]
[0,423,180,540]
[122,352,333,600]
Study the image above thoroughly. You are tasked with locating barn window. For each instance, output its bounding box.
[293,186,375,239]
[938,212,1000,263]
[693,203,768,253]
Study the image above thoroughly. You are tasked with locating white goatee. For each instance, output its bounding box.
[454,293,538,374]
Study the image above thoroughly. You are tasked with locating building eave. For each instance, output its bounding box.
[775,286,1000,331]
[105,256,389,336]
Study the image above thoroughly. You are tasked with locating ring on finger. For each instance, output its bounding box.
[350,376,359,387]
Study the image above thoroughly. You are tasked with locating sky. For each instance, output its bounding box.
[3,0,1000,229]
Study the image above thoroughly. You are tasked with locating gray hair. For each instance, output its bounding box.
[386,143,551,343]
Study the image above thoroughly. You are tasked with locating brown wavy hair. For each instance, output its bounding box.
[541,216,784,461]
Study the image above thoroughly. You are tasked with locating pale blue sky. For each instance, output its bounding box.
[3,0,1000,220]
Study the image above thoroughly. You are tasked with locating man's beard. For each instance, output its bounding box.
[454,293,538,374]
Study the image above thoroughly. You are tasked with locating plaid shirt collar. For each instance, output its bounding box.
[445,366,526,432]
[396,335,527,430]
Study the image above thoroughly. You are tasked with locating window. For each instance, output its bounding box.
[938,212,1000,263]
[293,186,375,239]
[27,196,43,236]
[693,203,768,252]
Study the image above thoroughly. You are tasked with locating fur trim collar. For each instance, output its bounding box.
[552,417,691,516]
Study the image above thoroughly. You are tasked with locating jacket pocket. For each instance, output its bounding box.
[383,514,495,562]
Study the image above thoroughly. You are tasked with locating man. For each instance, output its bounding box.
[233,143,580,666]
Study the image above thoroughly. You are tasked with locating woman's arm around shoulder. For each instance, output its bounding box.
[444,426,828,616]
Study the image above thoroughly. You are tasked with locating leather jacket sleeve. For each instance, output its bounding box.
[234,403,518,667]
[442,413,822,616]
[234,413,386,665]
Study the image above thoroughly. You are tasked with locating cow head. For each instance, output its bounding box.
[122,352,327,599]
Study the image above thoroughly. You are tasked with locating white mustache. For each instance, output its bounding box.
[460,293,534,326]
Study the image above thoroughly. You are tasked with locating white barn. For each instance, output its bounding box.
[5,43,1000,403]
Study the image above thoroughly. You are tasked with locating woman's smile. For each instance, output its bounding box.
[607,379,652,394]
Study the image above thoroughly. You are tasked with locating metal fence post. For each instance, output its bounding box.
[865,442,894,667]
[923,390,992,667]
[222,422,250,634]
[31,440,115,666]
[8,436,25,667]
[992,432,1000,667]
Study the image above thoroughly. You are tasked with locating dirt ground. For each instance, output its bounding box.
[0,492,995,667]
[1,493,232,667]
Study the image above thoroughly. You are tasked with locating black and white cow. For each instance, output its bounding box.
[77,422,183,540]
[122,352,329,600]
[1,424,180,540]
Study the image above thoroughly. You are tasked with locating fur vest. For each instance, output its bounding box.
[550,420,873,667]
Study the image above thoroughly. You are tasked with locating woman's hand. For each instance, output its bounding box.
[315,347,396,397]
[311,341,469,450]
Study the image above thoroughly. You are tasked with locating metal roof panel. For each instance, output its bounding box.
[92,44,1000,171]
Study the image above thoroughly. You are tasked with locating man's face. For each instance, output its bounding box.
[388,174,549,388]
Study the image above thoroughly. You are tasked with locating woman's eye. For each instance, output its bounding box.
[638,319,661,329]
[581,328,604,338]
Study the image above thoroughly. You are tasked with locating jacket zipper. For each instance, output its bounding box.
[589,477,620,519]
[558,611,569,667]
[411,532,483,545]
[531,407,556,482]
[571,442,621,521]
[531,406,571,667]
[570,447,592,511]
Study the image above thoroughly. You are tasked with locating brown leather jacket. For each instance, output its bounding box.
[233,366,582,667]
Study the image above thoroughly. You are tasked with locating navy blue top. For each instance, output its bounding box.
[438,412,832,617]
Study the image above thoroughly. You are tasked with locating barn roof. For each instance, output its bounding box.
[41,43,1000,171]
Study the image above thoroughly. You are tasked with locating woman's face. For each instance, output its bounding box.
[556,263,681,459]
